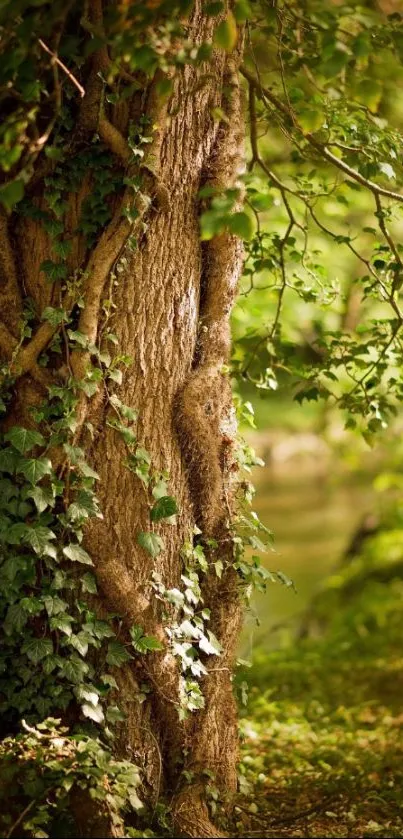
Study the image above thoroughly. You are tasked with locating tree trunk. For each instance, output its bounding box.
[0,2,245,836]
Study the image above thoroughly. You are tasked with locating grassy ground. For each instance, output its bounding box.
[234,525,403,838]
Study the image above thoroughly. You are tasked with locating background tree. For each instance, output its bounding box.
[2,1,403,838]
[0,2,252,837]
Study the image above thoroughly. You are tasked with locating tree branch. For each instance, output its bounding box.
[241,66,403,204]
[38,38,85,98]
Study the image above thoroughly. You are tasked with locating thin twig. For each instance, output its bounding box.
[241,66,403,204]
[6,800,36,839]
[38,38,85,97]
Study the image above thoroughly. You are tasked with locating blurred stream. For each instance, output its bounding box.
[240,433,376,655]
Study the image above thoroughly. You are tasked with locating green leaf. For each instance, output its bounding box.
[200,208,226,241]
[63,543,93,565]
[379,162,396,181]
[82,702,105,723]
[275,570,296,590]
[106,640,132,667]
[50,614,74,636]
[77,461,100,480]
[74,684,100,705]
[81,572,98,594]
[106,705,126,722]
[321,47,349,78]
[137,531,164,558]
[5,522,28,544]
[100,673,119,689]
[40,260,68,282]
[0,179,24,211]
[22,637,53,663]
[129,790,144,811]
[108,368,123,385]
[298,109,324,134]
[67,329,88,347]
[25,525,56,555]
[152,479,168,500]
[43,595,68,616]
[214,12,237,51]
[0,447,20,474]
[27,486,55,513]
[228,211,254,240]
[41,307,69,326]
[4,426,45,454]
[234,0,251,21]
[199,630,222,656]
[150,495,178,521]
[61,654,89,683]
[69,632,90,657]
[17,457,53,485]
[130,624,164,653]
[355,79,382,113]
[4,602,29,634]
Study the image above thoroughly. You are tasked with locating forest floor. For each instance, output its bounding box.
[233,526,403,839]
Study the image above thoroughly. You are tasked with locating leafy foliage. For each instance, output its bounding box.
[0,718,143,838]
[235,511,403,838]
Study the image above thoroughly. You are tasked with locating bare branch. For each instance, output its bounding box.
[38,39,85,97]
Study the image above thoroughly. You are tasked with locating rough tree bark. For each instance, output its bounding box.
[0,2,245,836]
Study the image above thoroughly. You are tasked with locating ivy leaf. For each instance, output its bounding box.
[4,602,29,634]
[27,486,55,513]
[106,640,132,667]
[275,570,296,591]
[130,625,164,653]
[4,426,45,454]
[106,705,126,722]
[5,522,28,544]
[67,329,88,347]
[81,702,105,723]
[87,619,114,640]
[41,307,69,326]
[22,637,53,663]
[74,685,99,705]
[61,654,89,683]
[108,368,123,385]
[50,614,73,636]
[63,543,93,565]
[199,630,222,656]
[40,260,68,282]
[43,595,68,616]
[25,526,56,555]
[77,461,99,480]
[17,457,53,485]
[100,674,119,689]
[137,531,164,558]
[81,572,97,594]
[150,496,178,522]
[69,632,90,657]
[0,447,20,474]
[152,479,168,500]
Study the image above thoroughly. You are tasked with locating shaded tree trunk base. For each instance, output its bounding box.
[172,784,227,838]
